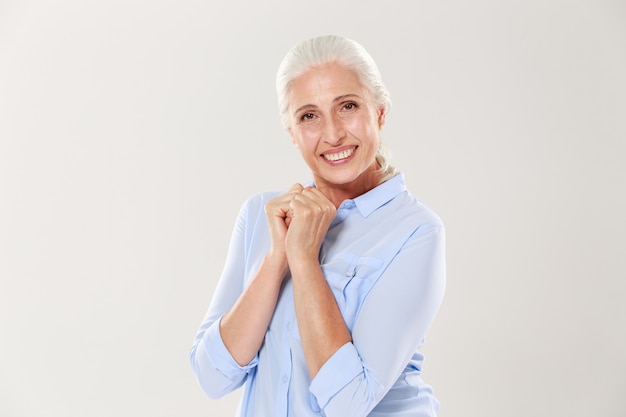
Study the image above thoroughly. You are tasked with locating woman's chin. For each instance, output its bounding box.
[314,167,376,189]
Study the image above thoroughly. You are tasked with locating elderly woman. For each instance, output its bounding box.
[190,35,446,417]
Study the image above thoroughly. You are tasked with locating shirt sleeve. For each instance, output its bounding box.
[309,224,446,417]
[189,199,259,399]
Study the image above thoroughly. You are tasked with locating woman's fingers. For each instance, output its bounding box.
[266,184,336,258]
[264,184,307,254]
[266,184,304,218]
[284,184,305,226]
[285,188,336,259]
[288,183,305,194]
[290,188,335,219]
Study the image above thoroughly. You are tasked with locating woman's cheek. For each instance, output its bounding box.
[301,126,321,145]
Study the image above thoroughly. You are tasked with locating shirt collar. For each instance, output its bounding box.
[350,173,407,217]
[307,173,407,218]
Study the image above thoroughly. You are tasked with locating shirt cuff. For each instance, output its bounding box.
[203,317,259,378]
[309,342,363,409]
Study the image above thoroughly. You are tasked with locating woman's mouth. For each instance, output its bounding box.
[322,146,356,162]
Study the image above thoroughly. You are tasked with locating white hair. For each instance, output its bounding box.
[276,35,397,182]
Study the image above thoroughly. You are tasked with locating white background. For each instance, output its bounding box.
[1,1,625,416]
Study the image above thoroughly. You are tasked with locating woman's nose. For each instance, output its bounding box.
[324,114,346,145]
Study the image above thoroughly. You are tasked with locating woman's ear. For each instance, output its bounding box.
[377,106,386,129]
[288,128,299,149]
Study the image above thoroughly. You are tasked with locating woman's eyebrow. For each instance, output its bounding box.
[293,104,317,116]
[293,94,363,116]
[333,94,361,103]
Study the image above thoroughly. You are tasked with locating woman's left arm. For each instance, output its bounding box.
[309,223,446,417]
[285,187,352,379]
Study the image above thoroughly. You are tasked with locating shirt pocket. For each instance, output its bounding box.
[321,253,385,331]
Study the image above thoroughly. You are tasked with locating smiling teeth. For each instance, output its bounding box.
[324,148,354,161]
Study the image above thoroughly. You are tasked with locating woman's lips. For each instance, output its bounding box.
[322,146,356,162]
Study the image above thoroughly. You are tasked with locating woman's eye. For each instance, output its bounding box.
[300,113,315,122]
[342,102,357,111]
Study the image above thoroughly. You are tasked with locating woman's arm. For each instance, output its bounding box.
[284,187,351,378]
[189,199,257,398]
[190,184,309,399]
[289,256,352,378]
[219,252,286,365]
[219,183,305,364]
[310,224,446,416]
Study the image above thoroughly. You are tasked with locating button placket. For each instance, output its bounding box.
[275,308,295,417]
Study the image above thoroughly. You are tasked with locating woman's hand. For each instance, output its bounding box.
[285,187,336,262]
[266,185,345,379]
[220,184,308,367]
[282,187,346,379]
[264,183,305,261]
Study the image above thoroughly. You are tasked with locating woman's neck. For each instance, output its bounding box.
[313,169,384,208]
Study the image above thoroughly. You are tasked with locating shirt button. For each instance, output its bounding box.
[281,376,288,383]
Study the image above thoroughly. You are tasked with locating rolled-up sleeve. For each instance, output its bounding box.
[310,342,381,411]
[190,317,258,399]
[309,224,446,417]
[189,198,260,399]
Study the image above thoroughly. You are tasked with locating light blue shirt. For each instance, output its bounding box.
[190,173,446,417]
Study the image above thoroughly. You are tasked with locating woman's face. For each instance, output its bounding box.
[287,62,385,191]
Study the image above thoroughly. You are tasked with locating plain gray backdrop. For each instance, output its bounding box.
[1,1,624,416]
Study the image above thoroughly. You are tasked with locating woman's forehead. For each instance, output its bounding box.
[288,63,370,107]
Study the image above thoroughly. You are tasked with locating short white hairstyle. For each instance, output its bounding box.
[276,35,397,181]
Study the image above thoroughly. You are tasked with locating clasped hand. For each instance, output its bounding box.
[265,184,336,263]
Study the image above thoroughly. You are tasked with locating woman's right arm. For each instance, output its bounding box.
[218,185,304,365]
[189,199,259,399]
[218,252,286,365]
[189,185,302,398]
[191,254,286,399]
